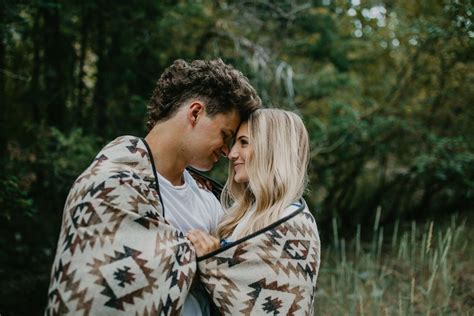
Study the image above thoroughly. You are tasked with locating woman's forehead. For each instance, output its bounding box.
[236,121,249,137]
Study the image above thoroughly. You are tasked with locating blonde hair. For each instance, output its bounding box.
[217,108,310,239]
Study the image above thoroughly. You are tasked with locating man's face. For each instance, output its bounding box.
[188,110,240,171]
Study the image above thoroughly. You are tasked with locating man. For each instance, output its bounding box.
[45,59,261,315]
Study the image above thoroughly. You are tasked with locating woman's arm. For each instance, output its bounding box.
[187,229,221,257]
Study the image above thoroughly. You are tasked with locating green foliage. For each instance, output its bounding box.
[1,0,473,314]
[0,176,35,222]
[35,127,101,188]
[0,174,48,315]
[0,127,102,314]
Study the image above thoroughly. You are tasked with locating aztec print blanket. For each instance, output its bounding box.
[45,136,196,315]
[197,201,320,316]
[45,135,320,315]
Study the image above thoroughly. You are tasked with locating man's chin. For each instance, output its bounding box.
[189,162,213,172]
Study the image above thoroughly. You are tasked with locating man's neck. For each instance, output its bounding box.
[144,122,187,186]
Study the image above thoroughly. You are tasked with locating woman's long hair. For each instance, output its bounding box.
[217,108,310,239]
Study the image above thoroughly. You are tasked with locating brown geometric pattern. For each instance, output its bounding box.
[45,136,196,315]
[87,245,157,311]
[241,278,305,315]
[198,203,320,316]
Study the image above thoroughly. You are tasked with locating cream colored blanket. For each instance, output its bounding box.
[198,201,320,316]
[45,136,320,316]
[45,136,196,315]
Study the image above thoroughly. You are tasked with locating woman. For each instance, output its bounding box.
[188,108,320,315]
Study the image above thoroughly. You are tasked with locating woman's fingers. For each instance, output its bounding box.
[187,230,207,256]
[187,229,220,257]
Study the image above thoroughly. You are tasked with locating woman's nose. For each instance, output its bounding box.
[228,146,238,160]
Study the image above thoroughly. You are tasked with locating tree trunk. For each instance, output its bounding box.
[75,3,90,126]
[31,8,41,123]
[93,9,106,134]
[42,2,66,130]
[0,2,6,162]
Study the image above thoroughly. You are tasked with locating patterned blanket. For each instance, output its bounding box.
[45,136,196,315]
[198,202,320,316]
[45,136,320,316]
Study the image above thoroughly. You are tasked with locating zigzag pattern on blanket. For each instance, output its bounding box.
[198,209,320,316]
[45,136,196,316]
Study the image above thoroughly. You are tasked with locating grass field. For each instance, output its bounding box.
[314,210,473,315]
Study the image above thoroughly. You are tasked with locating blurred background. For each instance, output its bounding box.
[1,0,473,315]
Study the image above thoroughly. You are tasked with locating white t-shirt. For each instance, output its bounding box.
[230,201,303,241]
[157,169,223,316]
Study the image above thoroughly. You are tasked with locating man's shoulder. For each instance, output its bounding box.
[184,169,224,201]
[70,135,152,192]
[184,170,221,201]
[70,160,147,195]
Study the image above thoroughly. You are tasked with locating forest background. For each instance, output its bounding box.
[1,0,473,315]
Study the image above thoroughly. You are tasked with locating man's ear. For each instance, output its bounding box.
[188,101,205,125]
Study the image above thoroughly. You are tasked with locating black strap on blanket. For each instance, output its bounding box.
[140,138,167,218]
[197,198,307,261]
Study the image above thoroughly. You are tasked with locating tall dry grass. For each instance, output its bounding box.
[315,209,473,315]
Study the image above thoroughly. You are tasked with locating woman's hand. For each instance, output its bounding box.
[186,229,220,257]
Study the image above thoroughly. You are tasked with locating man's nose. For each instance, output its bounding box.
[221,146,230,158]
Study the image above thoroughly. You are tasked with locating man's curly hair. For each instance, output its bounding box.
[146,59,262,131]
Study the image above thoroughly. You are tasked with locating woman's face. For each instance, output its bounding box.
[228,122,250,183]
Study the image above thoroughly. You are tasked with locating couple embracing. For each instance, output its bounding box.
[45,59,320,315]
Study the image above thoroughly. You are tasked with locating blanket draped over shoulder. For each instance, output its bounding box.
[45,136,196,315]
[198,202,320,316]
[45,136,320,316]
